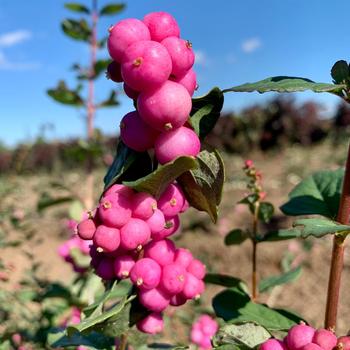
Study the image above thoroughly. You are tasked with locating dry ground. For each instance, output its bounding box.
[2,140,350,342]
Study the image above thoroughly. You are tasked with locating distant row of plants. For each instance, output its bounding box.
[2,97,350,174]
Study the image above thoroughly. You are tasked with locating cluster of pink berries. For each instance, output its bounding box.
[191,315,219,350]
[77,183,206,334]
[260,324,350,350]
[106,11,201,164]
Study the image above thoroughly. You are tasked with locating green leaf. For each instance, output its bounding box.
[258,202,274,223]
[61,19,91,42]
[259,266,302,293]
[225,229,248,245]
[331,60,349,84]
[190,87,224,138]
[48,328,114,349]
[104,141,152,190]
[64,3,90,13]
[213,322,271,349]
[47,80,84,106]
[69,200,84,221]
[94,59,111,79]
[100,3,126,15]
[280,168,344,219]
[98,90,119,108]
[37,193,74,212]
[294,218,350,238]
[261,228,302,242]
[0,341,11,350]
[224,76,345,94]
[67,296,132,336]
[83,280,132,318]
[123,156,198,199]
[204,273,249,293]
[178,149,225,222]
[70,248,91,268]
[213,288,302,331]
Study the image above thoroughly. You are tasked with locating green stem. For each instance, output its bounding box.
[252,202,259,301]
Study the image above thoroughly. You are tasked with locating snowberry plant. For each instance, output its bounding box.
[49,6,350,350]
[209,64,350,350]
[49,10,224,350]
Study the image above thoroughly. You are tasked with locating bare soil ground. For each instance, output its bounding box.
[2,140,350,341]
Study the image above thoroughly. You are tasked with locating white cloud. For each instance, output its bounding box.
[0,30,32,47]
[241,37,262,53]
[0,30,39,70]
[0,50,40,70]
[194,49,209,66]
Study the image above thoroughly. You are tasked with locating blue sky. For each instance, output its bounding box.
[0,0,349,146]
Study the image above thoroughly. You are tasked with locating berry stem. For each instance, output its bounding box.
[119,333,128,350]
[325,142,350,329]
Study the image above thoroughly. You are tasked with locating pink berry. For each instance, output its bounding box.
[161,37,195,78]
[144,239,176,266]
[103,184,134,198]
[182,272,204,299]
[160,263,186,295]
[174,248,193,268]
[138,81,192,132]
[123,83,139,100]
[77,218,96,240]
[107,61,123,82]
[139,287,170,312]
[191,315,218,350]
[170,293,187,306]
[95,258,115,280]
[121,40,172,92]
[132,192,157,220]
[137,312,164,334]
[301,344,323,350]
[108,18,150,63]
[98,193,131,228]
[146,209,166,234]
[155,126,200,164]
[130,258,161,289]
[287,325,316,350]
[120,111,158,152]
[337,337,350,350]
[113,255,135,279]
[313,329,337,350]
[158,183,185,217]
[187,259,206,279]
[151,215,180,240]
[120,218,151,251]
[171,68,197,96]
[143,12,180,42]
[199,315,219,336]
[93,225,120,252]
[260,339,287,350]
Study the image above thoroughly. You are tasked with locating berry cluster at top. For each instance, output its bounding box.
[77,183,206,334]
[106,11,201,164]
[260,324,350,350]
